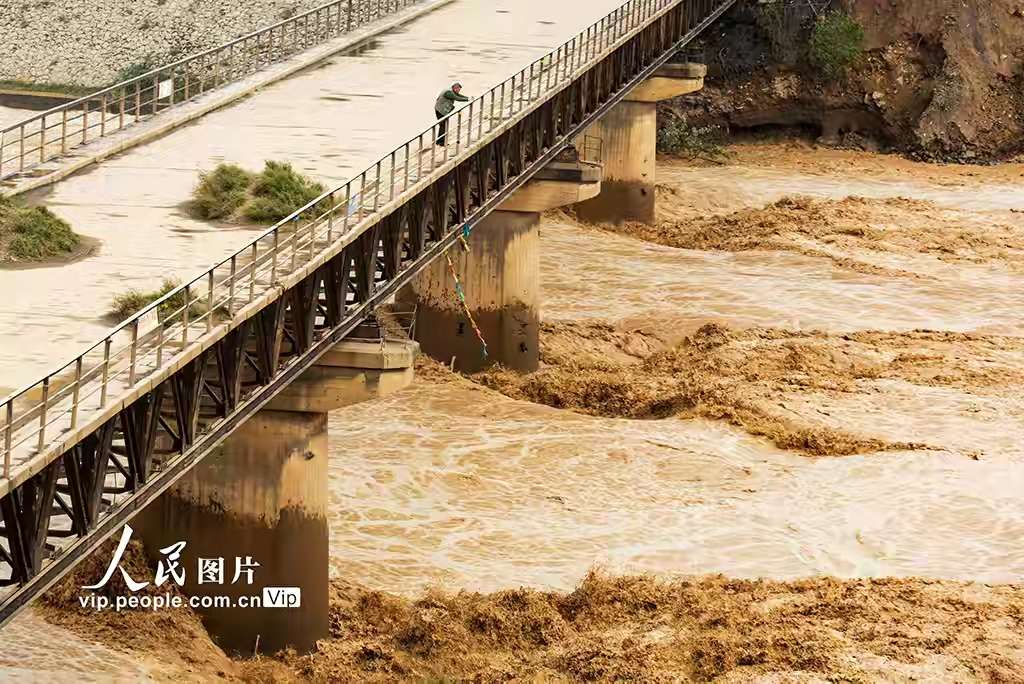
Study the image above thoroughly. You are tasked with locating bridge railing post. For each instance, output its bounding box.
[228,256,237,316]
[327,193,335,241]
[307,215,316,261]
[249,243,258,301]
[157,318,165,368]
[389,150,397,201]
[100,339,111,407]
[36,378,49,454]
[287,220,297,273]
[343,184,352,232]
[403,144,410,192]
[487,86,495,133]
[39,114,47,164]
[70,357,83,430]
[4,400,12,478]
[182,285,191,346]
[271,229,280,282]
[358,172,367,221]
[207,272,215,333]
[129,319,139,386]
[373,161,382,212]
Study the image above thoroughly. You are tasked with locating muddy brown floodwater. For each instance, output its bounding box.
[22,144,1024,680]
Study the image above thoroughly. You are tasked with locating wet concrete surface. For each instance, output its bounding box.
[0,0,626,390]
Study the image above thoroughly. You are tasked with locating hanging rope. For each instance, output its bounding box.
[444,249,488,359]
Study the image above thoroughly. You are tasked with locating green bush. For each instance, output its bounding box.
[189,161,326,224]
[191,164,253,220]
[809,12,865,80]
[113,56,159,84]
[108,277,209,322]
[0,195,81,261]
[109,278,177,321]
[656,118,730,163]
[244,161,326,223]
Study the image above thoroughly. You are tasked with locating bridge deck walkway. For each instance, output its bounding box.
[0,0,624,392]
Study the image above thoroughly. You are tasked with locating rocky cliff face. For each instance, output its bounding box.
[670,0,1024,160]
[0,0,324,87]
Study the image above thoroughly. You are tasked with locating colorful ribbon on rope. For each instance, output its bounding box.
[444,250,488,359]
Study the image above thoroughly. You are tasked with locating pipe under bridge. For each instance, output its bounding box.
[0,0,735,653]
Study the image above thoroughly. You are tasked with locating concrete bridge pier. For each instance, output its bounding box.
[407,153,600,373]
[136,336,416,656]
[575,62,706,225]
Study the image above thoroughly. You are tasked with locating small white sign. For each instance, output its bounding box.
[137,306,160,336]
[157,79,173,99]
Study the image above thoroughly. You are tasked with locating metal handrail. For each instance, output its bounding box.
[0,0,423,180]
[0,0,732,491]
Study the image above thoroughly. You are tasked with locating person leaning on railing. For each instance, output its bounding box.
[434,82,470,147]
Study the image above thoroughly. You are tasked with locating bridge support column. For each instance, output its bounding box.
[407,155,600,374]
[575,62,706,225]
[136,337,416,656]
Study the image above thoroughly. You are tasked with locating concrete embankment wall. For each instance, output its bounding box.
[0,0,326,87]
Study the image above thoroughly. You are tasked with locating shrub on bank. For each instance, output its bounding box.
[809,11,865,80]
[189,161,326,224]
[656,117,730,163]
[0,194,81,262]
[111,53,169,86]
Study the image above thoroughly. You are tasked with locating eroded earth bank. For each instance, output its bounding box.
[29,143,1024,682]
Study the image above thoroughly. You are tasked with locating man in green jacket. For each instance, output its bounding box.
[434,82,469,147]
